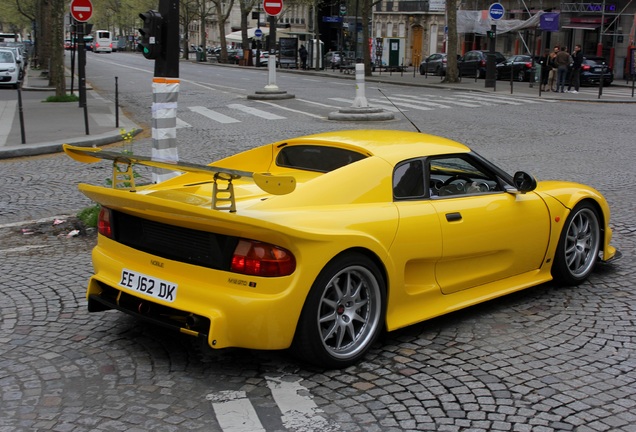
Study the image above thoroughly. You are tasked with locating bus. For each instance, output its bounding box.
[93,30,112,53]
[0,33,21,43]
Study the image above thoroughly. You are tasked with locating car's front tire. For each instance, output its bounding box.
[293,253,385,369]
[552,202,601,285]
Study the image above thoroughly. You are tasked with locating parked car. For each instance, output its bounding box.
[217,49,243,64]
[580,56,613,86]
[0,49,21,88]
[63,129,619,369]
[419,53,460,76]
[0,44,25,79]
[324,51,343,68]
[458,50,506,78]
[496,55,535,82]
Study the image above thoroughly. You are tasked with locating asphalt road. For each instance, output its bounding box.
[0,52,635,432]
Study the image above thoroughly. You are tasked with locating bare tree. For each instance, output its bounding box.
[443,0,460,83]
[210,0,234,63]
[49,0,66,95]
[361,0,382,76]
[180,0,199,59]
[238,0,258,51]
[195,0,216,60]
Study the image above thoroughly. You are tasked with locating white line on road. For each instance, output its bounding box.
[328,97,403,112]
[393,93,482,108]
[188,106,240,123]
[228,104,286,120]
[256,100,325,119]
[266,376,339,432]
[207,390,266,432]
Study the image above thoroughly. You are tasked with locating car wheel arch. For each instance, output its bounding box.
[551,198,604,284]
[291,247,389,368]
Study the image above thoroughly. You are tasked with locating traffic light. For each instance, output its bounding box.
[138,10,163,60]
[487,30,496,39]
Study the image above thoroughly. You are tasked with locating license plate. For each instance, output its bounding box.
[593,67,602,73]
[118,269,178,303]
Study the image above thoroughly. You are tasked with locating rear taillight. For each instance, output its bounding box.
[582,65,591,71]
[98,207,113,238]
[480,59,486,67]
[231,239,296,277]
[524,62,532,68]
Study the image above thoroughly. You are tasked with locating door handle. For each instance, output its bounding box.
[446,212,462,222]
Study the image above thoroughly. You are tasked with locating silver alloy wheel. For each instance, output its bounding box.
[563,208,600,278]
[317,265,382,359]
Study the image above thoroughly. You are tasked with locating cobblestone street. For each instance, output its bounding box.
[1,71,635,431]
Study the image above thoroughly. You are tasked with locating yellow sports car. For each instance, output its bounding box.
[64,130,619,368]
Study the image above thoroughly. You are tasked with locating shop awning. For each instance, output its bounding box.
[562,23,601,30]
[226,28,269,42]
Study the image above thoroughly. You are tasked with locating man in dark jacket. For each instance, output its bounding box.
[567,44,583,93]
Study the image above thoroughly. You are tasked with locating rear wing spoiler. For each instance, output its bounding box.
[63,144,296,212]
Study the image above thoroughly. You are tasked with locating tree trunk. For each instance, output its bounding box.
[50,0,66,96]
[39,0,51,74]
[444,0,460,83]
[362,0,372,76]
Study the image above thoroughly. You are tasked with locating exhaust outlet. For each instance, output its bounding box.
[186,314,200,329]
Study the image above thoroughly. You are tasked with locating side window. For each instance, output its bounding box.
[393,160,425,199]
[428,156,502,197]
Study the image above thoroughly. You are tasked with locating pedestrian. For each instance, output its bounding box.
[547,45,559,91]
[299,44,308,70]
[555,46,572,93]
[539,48,550,91]
[567,44,583,93]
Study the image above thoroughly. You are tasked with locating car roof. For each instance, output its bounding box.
[276,130,470,165]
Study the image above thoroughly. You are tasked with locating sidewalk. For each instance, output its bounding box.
[0,68,139,159]
[1,60,633,160]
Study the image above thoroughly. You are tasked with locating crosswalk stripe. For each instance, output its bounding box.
[176,117,191,128]
[266,376,336,431]
[370,97,444,110]
[207,390,265,432]
[394,93,482,108]
[189,106,240,123]
[328,97,402,112]
[454,93,526,105]
[228,104,286,120]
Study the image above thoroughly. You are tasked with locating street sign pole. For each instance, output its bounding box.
[486,3,505,89]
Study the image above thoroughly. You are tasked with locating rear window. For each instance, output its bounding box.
[97,31,110,39]
[276,145,367,173]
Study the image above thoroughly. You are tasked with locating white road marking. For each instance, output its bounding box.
[255,100,325,118]
[394,93,482,108]
[266,376,338,431]
[329,97,402,112]
[176,117,191,128]
[207,390,266,432]
[188,106,240,123]
[228,103,286,120]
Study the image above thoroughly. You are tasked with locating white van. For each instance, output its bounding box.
[93,30,113,53]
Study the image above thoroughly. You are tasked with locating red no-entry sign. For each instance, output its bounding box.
[263,0,283,17]
[70,0,93,22]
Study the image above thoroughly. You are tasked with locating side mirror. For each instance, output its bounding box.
[513,171,537,193]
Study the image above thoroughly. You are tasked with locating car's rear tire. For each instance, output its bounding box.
[552,202,601,285]
[517,70,526,82]
[292,252,385,369]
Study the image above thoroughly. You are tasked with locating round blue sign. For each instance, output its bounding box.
[254,28,263,38]
[489,2,505,20]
